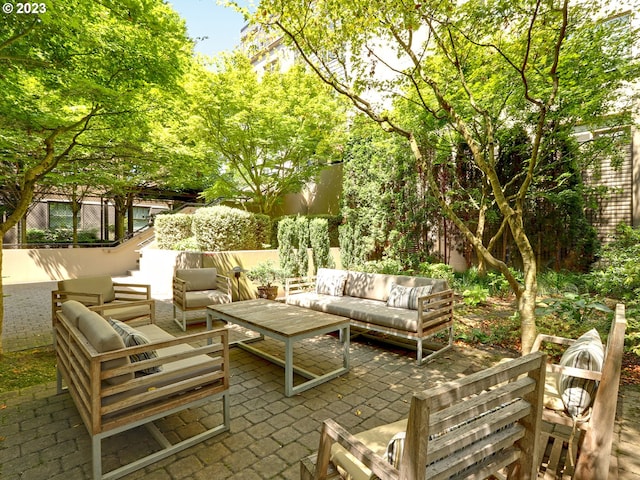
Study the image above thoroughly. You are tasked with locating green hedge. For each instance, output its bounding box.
[193,206,269,251]
[154,213,193,250]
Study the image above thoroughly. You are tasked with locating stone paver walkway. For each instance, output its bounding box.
[1,281,639,479]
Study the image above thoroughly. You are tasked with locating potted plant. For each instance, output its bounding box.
[247,260,286,300]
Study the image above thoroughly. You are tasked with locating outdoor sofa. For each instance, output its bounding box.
[285,268,454,363]
[53,300,230,480]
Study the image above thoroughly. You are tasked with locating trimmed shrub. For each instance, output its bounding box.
[277,217,297,276]
[253,213,273,248]
[155,213,193,250]
[192,206,261,251]
[310,218,334,273]
[296,216,310,277]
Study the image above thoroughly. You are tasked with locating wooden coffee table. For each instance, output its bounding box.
[206,299,350,396]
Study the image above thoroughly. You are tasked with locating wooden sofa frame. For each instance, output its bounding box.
[52,278,154,323]
[173,271,232,331]
[532,303,627,479]
[53,301,230,480]
[301,351,547,480]
[286,276,455,364]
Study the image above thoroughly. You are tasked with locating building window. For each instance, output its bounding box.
[129,206,150,230]
[48,202,73,229]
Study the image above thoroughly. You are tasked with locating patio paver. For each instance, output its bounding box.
[1,280,639,479]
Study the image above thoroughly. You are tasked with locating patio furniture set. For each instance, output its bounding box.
[50,269,627,479]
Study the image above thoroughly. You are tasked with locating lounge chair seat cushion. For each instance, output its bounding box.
[183,290,232,309]
[330,419,408,480]
[101,323,223,411]
[286,292,419,332]
[105,301,154,322]
[543,371,565,411]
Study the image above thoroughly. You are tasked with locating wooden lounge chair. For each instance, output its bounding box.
[533,303,627,479]
[300,351,547,480]
[52,275,154,324]
[172,267,232,331]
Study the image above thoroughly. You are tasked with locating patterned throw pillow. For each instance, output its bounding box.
[386,283,433,310]
[315,269,347,296]
[385,431,406,469]
[558,328,604,419]
[108,318,161,375]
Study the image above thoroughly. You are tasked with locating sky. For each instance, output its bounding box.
[167,0,251,57]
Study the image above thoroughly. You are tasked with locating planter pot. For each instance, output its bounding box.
[257,285,278,300]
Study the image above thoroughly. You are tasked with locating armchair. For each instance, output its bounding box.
[173,267,232,331]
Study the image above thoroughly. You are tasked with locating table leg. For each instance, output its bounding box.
[284,337,295,397]
[342,325,350,370]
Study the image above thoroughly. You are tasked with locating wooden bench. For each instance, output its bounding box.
[300,351,547,480]
[533,303,627,479]
[53,300,230,480]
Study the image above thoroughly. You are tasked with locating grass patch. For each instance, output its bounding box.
[0,347,57,393]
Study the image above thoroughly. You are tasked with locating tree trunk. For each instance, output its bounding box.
[0,236,4,356]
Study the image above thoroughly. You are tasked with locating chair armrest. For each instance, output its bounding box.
[215,274,232,297]
[313,419,399,480]
[173,276,188,296]
[285,276,316,297]
[87,299,156,324]
[113,282,151,300]
[416,289,454,331]
[52,289,103,322]
[531,333,575,352]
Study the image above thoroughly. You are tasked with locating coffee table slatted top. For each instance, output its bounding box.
[209,299,348,337]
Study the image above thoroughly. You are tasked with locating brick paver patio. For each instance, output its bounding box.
[2,281,639,479]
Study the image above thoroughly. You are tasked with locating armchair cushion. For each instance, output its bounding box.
[58,276,116,304]
[61,300,90,328]
[77,310,133,385]
[176,268,218,291]
[184,290,231,309]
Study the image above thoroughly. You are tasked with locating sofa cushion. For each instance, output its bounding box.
[184,290,231,309]
[316,268,347,296]
[286,293,418,332]
[176,268,218,292]
[558,328,604,418]
[108,319,161,375]
[345,271,448,302]
[61,300,90,328]
[77,310,133,385]
[386,283,433,310]
[58,276,116,304]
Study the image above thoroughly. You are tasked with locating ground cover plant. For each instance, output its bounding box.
[0,347,56,393]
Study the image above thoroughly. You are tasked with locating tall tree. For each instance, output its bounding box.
[188,53,347,215]
[0,0,192,354]
[252,0,638,352]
